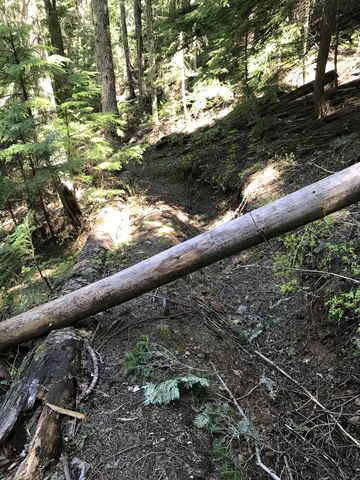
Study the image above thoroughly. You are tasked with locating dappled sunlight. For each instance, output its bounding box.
[242,164,281,205]
[92,204,132,248]
[147,102,234,144]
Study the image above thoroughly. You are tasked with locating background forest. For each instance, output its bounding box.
[0,0,359,479]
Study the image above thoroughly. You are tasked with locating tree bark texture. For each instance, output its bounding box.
[134,0,144,101]
[43,0,66,104]
[0,329,83,479]
[0,163,359,352]
[91,0,119,115]
[313,0,337,117]
[0,205,121,477]
[145,0,158,121]
[120,0,136,99]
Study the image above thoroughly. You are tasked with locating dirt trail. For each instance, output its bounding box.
[71,156,359,480]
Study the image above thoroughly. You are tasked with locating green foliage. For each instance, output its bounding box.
[0,212,36,287]
[144,375,210,405]
[274,215,360,324]
[195,402,258,442]
[211,438,247,480]
[121,336,159,382]
[326,290,360,322]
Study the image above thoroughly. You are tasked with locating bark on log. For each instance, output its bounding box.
[0,205,122,478]
[0,163,359,352]
[0,329,82,478]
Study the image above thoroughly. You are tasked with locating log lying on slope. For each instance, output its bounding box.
[0,163,360,352]
[0,204,125,478]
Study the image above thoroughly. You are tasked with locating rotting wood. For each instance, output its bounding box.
[0,163,359,352]
[0,329,82,479]
[0,205,122,478]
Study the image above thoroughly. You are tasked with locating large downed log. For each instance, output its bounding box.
[0,204,125,478]
[0,163,359,352]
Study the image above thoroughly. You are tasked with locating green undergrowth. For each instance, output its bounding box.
[121,337,258,479]
[0,242,77,320]
[274,214,360,351]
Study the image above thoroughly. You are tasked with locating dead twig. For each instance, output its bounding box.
[61,455,73,480]
[255,349,360,449]
[211,363,281,480]
[79,340,99,402]
[236,263,360,284]
[284,455,294,480]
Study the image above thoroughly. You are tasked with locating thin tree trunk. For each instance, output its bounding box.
[134,0,144,101]
[120,0,136,99]
[7,201,17,227]
[145,0,158,122]
[244,29,249,96]
[313,0,337,117]
[179,31,189,123]
[0,163,359,352]
[91,0,119,115]
[333,0,340,89]
[43,0,66,104]
[302,0,311,85]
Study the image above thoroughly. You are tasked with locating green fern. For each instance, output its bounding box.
[144,375,210,405]
[120,336,158,382]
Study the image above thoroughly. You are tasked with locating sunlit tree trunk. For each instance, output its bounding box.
[91,0,119,115]
[120,0,136,100]
[145,0,158,122]
[333,0,340,89]
[244,29,249,96]
[134,0,144,102]
[313,0,337,117]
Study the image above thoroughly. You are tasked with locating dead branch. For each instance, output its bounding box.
[254,350,360,449]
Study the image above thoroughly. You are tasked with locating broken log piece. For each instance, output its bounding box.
[0,163,359,352]
[0,205,122,478]
[280,70,335,102]
[0,329,82,478]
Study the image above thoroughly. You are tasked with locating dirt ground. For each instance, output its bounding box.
[65,151,360,480]
[1,85,359,480]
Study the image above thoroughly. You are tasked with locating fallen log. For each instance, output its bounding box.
[0,204,125,478]
[0,329,83,479]
[260,70,336,115]
[0,163,359,352]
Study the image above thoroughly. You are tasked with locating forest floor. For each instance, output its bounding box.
[67,96,360,479]
[1,82,359,480]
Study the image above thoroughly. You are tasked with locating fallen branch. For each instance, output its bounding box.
[78,339,99,402]
[254,349,360,449]
[61,455,73,480]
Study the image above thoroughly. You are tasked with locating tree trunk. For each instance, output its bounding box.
[43,0,66,104]
[145,0,158,122]
[179,31,189,123]
[333,0,340,89]
[120,0,136,100]
[0,163,359,352]
[302,0,311,85]
[7,201,17,227]
[134,0,144,101]
[91,0,119,115]
[313,0,337,118]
